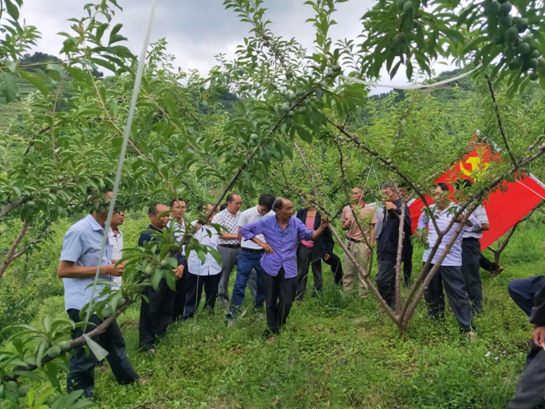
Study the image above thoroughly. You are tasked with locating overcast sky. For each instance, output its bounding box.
[19,0,451,93]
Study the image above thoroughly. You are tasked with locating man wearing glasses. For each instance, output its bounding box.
[108,207,125,289]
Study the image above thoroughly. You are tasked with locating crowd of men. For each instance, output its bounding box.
[56,182,545,407]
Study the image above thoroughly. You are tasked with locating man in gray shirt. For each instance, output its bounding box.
[57,190,139,398]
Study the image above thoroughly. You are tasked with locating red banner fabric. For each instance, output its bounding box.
[408,143,545,250]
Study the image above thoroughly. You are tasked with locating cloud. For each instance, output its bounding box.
[19,0,454,91]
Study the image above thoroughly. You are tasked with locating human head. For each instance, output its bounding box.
[432,183,451,208]
[148,203,170,229]
[169,197,187,220]
[257,193,276,215]
[380,182,399,203]
[351,187,364,205]
[226,193,242,214]
[197,203,214,224]
[455,179,473,190]
[273,197,293,221]
[111,208,125,228]
[398,182,410,200]
[92,189,113,221]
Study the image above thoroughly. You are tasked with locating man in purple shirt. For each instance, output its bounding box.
[240,197,328,334]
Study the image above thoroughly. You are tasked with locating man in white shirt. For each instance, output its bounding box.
[169,197,189,322]
[184,203,222,319]
[456,180,490,314]
[108,209,125,290]
[227,194,276,324]
[213,193,243,308]
[417,183,480,335]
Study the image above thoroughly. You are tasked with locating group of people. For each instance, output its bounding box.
[57,181,545,407]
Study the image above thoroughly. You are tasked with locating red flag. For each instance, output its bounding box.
[408,141,545,250]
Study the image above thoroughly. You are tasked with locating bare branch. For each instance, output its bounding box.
[487,79,517,170]
[0,221,29,278]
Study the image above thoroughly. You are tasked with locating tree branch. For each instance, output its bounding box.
[0,221,29,279]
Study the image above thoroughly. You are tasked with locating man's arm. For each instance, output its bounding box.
[57,261,123,278]
[417,211,428,229]
[369,225,376,246]
[341,207,352,231]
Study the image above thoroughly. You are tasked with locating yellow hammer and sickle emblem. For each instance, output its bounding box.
[459,156,490,181]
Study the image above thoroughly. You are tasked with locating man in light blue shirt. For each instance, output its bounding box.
[57,190,139,398]
[417,183,480,335]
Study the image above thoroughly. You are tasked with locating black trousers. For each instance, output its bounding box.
[139,279,175,350]
[480,253,499,272]
[508,349,545,409]
[462,238,483,314]
[262,268,297,334]
[172,259,189,322]
[183,273,219,319]
[323,252,343,285]
[376,258,397,309]
[66,309,138,398]
[403,242,413,286]
[296,244,322,300]
[423,264,473,332]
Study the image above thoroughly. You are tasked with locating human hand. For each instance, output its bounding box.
[173,264,185,279]
[102,262,125,277]
[320,218,329,229]
[324,253,330,261]
[533,326,545,348]
[262,244,274,254]
[384,202,397,211]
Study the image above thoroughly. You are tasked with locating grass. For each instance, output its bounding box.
[2,215,545,408]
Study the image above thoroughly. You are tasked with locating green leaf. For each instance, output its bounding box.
[0,72,18,103]
[5,0,20,20]
[18,70,50,96]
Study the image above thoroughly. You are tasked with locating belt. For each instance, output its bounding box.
[219,244,241,249]
[241,247,265,254]
[346,237,363,243]
[463,237,480,242]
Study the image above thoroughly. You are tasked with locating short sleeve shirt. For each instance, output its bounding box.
[238,206,275,250]
[463,205,489,239]
[342,204,378,241]
[60,215,112,311]
[188,221,222,276]
[212,209,241,245]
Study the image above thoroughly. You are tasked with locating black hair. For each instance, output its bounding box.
[455,179,473,190]
[435,182,450,193]
[219,203,228,212]
[226,193,239,203]
[380,182,398,191]
[258,193,276,212]
[272,198,284,211]
[169,197,185,208]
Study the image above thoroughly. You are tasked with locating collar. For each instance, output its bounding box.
[85,214,105,232]
[109,228,122,237]
[148,224,163,232]
[436,201,455,215]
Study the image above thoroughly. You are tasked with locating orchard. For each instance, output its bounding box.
[1,0,545,407]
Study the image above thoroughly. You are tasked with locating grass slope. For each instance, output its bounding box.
[2,215,544,408]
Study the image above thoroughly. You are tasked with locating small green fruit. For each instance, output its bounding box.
[509,56,523,70]
[517,17,529,33]
[505,26,519,43]
[487,1,501,15]
[288,111,295,118]
[531,50,540,59]
[499,2,512,15]
[332,65,342,72]
[26,201,36,208]
[288,92,297,100]
[58,341,71,352]
[396,0,407,11]
[250,133,259,141]
[102,306,113,318]
[500,14,513,27]
[517,42,530,55]
[394,32,407,44]
[118,296,126,306]
[160,259,170,268]
[281,103,290,113]
[46,345,62,359]
[144,265,154,276]
[529,58,539,69]
[530,71,540,80]
[403,1,413,13]
[18,385,29,398]
[5,381,17,396]
[537,58,545,70]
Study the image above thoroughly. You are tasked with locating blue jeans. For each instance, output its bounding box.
[230,249,265,313]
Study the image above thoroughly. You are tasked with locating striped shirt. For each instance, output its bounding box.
[463,205,489,239]
[417,202,480,266]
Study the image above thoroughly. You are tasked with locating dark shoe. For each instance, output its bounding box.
[491,266,504,278]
